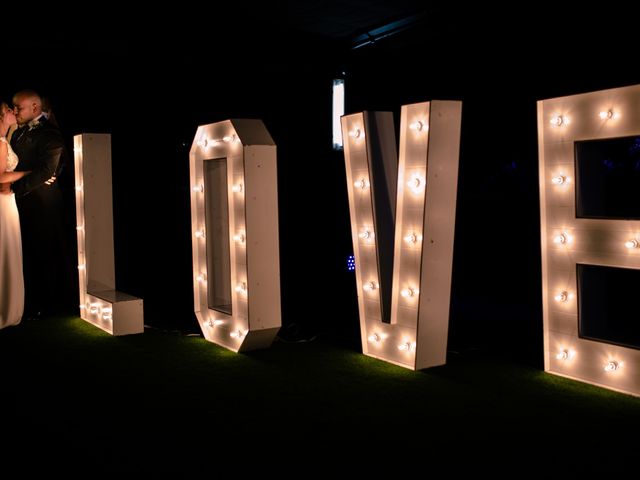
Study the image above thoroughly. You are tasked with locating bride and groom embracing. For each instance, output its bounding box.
[0,90,69,329]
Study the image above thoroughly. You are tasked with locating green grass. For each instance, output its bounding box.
[2,315,639,472]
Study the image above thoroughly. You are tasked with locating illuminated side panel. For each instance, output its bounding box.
[342,101,462,369]
[74,134,144,335]
[538,84,640,396]
[190,120,281,352]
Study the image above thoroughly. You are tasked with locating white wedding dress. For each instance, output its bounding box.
[0,136,24,328]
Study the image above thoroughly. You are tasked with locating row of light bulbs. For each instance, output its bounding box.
[358,229,421,245]
[367,333,417,352]
[555,349,622,372]
[362,280,419,299]
[196,135,238,148]
[353,175,425,194]
[79,302,113,321]
[193,183,243,194]
[553,232,640,249]
[550,109,620,127]
[203,319,245,341]
[348,120,427,141]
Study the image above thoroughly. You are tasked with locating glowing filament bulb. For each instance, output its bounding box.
[354,178,369,190]
[223,135,236,143]
[368,333,381,343]
[359,230,373,240]
[604,361,619,372]
[401,287,418,298]
[554,291,568,303]
[75,185,83,192]
[76,225,84,231]
[230,330,245,339]
[599,110,614,120]
[551,175,566,185]
[398,342,415,352]
[409,120,425,132]
[231,183,243,193]
[363,281,378,291]
[195,229,205,239]
[407,175,425,194]
[192,184,204,193]
[235,282,247,294]
[625,239,639,249]
[556,350,569,360]
[207,319,224,328]
[233,233,246,244]
[349,128,362,139]
[77,264,86,270]
[550,115,564,127]
[102,307,113,320]
[196,273,206,283]
[89,303,100,314]
[404,233,418,244]
[553,233,567,245]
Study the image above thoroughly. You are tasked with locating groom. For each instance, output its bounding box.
[6,90,68,319]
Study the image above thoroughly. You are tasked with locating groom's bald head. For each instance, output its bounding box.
[13,90,42,125]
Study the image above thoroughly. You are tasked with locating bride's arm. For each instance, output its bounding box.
[0,139,6,173]
[0,170,30,182]
[0,141,30,183]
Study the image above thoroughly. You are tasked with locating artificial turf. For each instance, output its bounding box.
[1,315,638,472]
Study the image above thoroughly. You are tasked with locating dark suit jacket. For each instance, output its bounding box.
[10,118,64,198]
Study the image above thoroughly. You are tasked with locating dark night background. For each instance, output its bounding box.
[8,2,640,367]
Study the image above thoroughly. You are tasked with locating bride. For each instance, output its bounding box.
[0,101,29,328]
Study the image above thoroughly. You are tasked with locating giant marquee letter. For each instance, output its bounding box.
[74,134,144,335]
[539,84,640,396]
[342,101,462,369]
[190,120,281,352]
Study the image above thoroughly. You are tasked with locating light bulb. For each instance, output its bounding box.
[553,233,567,245]
[398,342,415,352]
[102,307,113,320]
[223,135,236,143]
[604,361,619,372]
[235,282,247,294]
[550,115,564,127]
[368,333,381,343]
[554,291,568,302]
[230,330,245,339]
[89,303,99,314]
[231,183,243,193]
[233,233,246,243]
[195,229,205,239]
[404,233,418,244]
[551,175,566,185]
[196,273,206,283]
[192,184,204,193]
[625,239,639,249]
[401,287,418,298]
[409,121,425,132]
[349,129,362,139]
[359,230,373,240]
[556,350,569,360]
[363,281,378,291]
[407,174,425,194]
[77,264,86,270]
[76,225,84,231]
[75,185,83,192]
[599,110,614,120]
[207,319,224,328]
[354,178,369,190]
